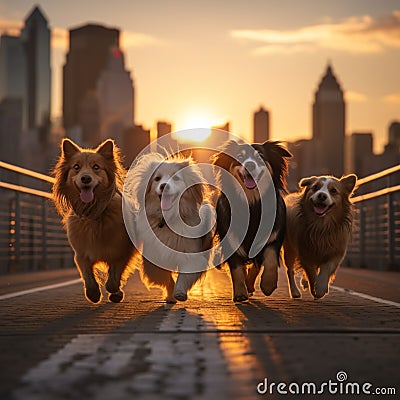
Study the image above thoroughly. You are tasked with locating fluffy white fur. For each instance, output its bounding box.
[126,152,214,303]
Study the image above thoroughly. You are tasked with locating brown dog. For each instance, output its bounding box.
[283,174,357,299]
[52,138,136,303]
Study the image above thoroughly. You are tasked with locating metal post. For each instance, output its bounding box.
[42,198,48,269]
[359,205,365,268]
[387,192,395,269]
[14,192,21,270]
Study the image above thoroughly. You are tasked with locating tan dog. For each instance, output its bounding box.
[52,138,136,303]
[283,174,357,299]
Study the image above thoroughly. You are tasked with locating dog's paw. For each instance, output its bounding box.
[260,282,277,297]
[85,287,101,303]
[290,289,301,299]
[314,285,328,299]
[165,296,177,304]
[233,294,249,302]
[174,291,188,302]
[105,280,119,295]
[109,290,124,303]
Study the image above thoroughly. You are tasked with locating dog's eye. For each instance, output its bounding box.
[330,188,338,194]
[154,176,161,182]
[172,175,180,181]
[73,164,80,171]
[93,164,100,170]
[237,154,244,162]
[311,185,319,191]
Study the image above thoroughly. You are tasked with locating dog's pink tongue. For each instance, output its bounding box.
[314,205,329,216]
[161,195,173,211]
[244,176,257,189]
[80,188,94,203]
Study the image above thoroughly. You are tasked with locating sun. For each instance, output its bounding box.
[174,113,216,143]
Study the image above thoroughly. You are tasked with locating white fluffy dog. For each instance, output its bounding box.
[125,153,214,303]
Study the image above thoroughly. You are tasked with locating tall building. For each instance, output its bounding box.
[0,98,23,164]
[63,24,119,146]
[122,125,150,167]
[20,5,51,142]
[346,132,373,177]
[287,139,315,192]
[155,121,179,154]
[0,35,26,120]
[386,120,400,153]
[312,63,345,176]
[0,6,50,137]
[0,5,51,173]
[253,106,269,143]
[97,47,134,145]
[157,121,172,138]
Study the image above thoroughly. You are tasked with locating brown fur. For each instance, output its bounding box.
[52,138,136,303]
[283,174,357,299]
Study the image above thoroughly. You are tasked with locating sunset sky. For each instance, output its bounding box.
[1,0,399,151]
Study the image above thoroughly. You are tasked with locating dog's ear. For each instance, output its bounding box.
[211,141,238,170]
[262,141,292,159]
[97,139,114,160]
[299,176,317,188]
[62,138,80,158]
[211,151,232,171]
[340,174,358,194]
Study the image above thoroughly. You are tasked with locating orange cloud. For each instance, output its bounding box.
[382,92,400,104]
[0,19,22,36]
[345,91,368,102]
[121,31,164,49]
[231,10,400,55]
[0,19,161,51]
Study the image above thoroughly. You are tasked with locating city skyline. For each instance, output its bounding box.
[0,1,399,152]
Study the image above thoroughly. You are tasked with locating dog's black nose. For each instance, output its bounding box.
[81,175,92,185]
[160,183,169,192]
[317,192,327,201]
[245,161,256,172]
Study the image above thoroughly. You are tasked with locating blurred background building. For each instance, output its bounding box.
[63,24,120,146]
[0,5,51,177]
[287,63,346,190]
[253,106,269,144]
[0,6,398,189]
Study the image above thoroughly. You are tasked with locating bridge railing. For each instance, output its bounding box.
[0,161,73,273]
[1,159,399,273]
[345,164,400,271]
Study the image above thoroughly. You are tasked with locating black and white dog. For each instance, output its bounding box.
[212,140,291,301]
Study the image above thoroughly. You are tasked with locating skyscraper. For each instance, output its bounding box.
[0,6,50,137]
[312,63,345,176]
[387,121,400,153]
[20,6,51,141]
[253,106,269,143]
[97,47,134,145]
[0,98,23,165]
[0,35,26,113]
[63,24,119,146]
[157,121,172,138]
[346,132,373,177]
